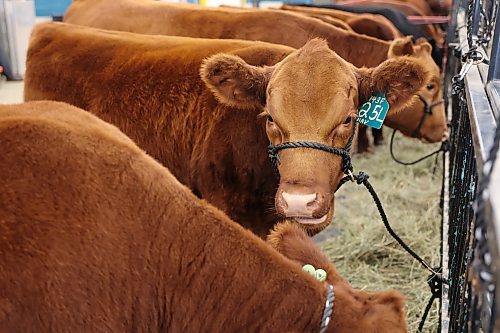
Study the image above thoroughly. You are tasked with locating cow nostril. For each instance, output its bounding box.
[281,192,318,217]
[307,194,320,208]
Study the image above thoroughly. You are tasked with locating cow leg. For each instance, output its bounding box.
[372,127,384,146]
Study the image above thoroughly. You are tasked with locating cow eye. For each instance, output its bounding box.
[343,116,352,125]
[266,115,274,123]
[427,83,435,90]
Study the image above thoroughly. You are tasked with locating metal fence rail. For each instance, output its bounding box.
[443,0,499,331]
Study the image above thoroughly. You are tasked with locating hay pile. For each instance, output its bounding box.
[315,130,442,333]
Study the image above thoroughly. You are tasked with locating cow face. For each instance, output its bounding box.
[201,39,429,232]
[385,37,448,143]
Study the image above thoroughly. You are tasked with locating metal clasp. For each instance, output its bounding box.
[348,170,355,182]
[457,49,485,81]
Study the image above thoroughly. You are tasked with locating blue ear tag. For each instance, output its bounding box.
[356,92,389,129]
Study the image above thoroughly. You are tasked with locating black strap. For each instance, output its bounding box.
[390,129,450,166]
[417,268,443,332]
[411,95,444,138]
[336,171,446,332]
[268,124,357,181]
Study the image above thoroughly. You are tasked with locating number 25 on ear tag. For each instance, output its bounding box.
[356,92,390,129]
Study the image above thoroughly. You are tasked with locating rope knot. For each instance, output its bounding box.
[341,153,353,174]
[267,145,278,161]
[355,171,370,185]
[427,267,444,298]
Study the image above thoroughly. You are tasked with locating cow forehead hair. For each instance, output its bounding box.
[295,38,330,57]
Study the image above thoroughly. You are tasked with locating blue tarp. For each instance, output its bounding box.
[35,0,72,16]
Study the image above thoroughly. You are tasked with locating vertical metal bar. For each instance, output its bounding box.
[471,0,482,39]
[487,5,500,81]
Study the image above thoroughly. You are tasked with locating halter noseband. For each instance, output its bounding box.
[390,94,448,166]
[268,124,357,182]
[411,94,445,138]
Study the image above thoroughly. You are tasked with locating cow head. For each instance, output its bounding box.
[385,37,448,143]
[267,222,408,333]
[201,39,429,232]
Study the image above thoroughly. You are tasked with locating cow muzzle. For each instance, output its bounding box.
[275,184,331,225]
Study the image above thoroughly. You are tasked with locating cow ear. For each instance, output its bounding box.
[357,56,429,113]
[200,54,272,109]
[415,38,433,54]
[388,37,415,57]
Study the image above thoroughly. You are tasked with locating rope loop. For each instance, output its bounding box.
[461,46,486,65]
[390,130,449,166]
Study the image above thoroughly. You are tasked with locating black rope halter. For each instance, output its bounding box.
[390,94,448,166]
[267,124,357,182]
[411,94,445,139]
[390,130,450,166]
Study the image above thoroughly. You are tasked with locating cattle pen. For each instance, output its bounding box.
[0,0,499,331]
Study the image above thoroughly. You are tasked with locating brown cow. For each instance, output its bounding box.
[216,5,355,32]
[384,37,446,142]
[280,4,402,41]
[341,0,431,15]
[357,36,447,151]
[267,222,407,332]
[63,0,447,152]
[295,13,355,31]
[218,4,394,39]
[281,4,444,48]
[25,23,429,236]
[64,0,392,68]
[0,101,407,333]
[340,0,445,47]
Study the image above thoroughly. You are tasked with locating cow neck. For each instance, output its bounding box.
[143,161,333,332]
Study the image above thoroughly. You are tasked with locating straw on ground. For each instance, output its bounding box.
[315,130,442,333]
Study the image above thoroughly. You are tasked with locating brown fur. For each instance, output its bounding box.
[200,39,428,232]
[63,0,445,152]
[25,23,291,237]
[357,36,447,152]
[281,5,402,41]
[342,0,446,47]
[1,100,407,332]
[217,5,354,31]
[25,24,428,236]
[64,0,391,68]
[384,37,447,142]
[268,222,408,332]
[306,14,355,31]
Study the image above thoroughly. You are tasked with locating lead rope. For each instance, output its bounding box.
[336,171,446,333]
[336,172,443,277]
[390,129,450,166]
[267,123,445,331]
[390,95,448,166]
